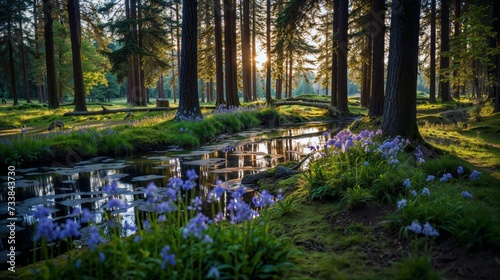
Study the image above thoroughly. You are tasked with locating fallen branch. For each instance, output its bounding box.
[63,107,176,116]
[272,100,341,117]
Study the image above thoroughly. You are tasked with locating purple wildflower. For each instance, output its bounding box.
[426,175,435,182]
[160,245,176,269]
[440,173,453,182]
[145,182,158,203]
[103,181,119,194]
[99,252,105,262]
[457,166,464,175]
[252,190,275,208]
[410,190,417,197]
[88,226,100,251]
[421,188,430,196]
[59,219,81,239]
[422,222,440,237]
[80,208,94,223]
[470,170,481,181]
[188,196,203,211]
[407,221,422,234]
[36,217,60,242]
[397,199,407,210]
[208,181,225,203]
[33,205,51,219]
[403,178,411,188]
[461,191,473,199]
[105,199,127,210]
[183,213,209,239]
[208,266,220,278]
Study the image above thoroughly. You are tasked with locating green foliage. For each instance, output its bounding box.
[390,254,443,280]
[341,185,375,210]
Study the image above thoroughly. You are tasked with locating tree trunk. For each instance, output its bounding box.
[224,0,240,107]
[452,0,460,99]
[7,20,19,106]
[493,0,500,112]
[368,0,385,116]
[43,0,59,109]
[265,0,272,104]
[337,0,349,113]
[175,1,181,104]
[361,33,372,107]
[175,0,202,120]
[214,0,225,106]
[381,0,422,140]
[440,0,451,103]
[429,0,437,103]
[158,74,164,98]
[276,76,282,100]
[68,0,87,112]
[252,0,257,101]
[18,16,31,103]
[331,0,338,107]
[242,0,251,102]
[288,52,293,98]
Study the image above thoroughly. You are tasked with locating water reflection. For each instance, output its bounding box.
[0,121,346,269]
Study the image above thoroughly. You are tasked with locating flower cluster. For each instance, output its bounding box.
[406,221,440,237]
[34,205,81,242]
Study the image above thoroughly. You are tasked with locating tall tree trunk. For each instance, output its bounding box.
[493,0,500,112]
[440,0,451,103]
[242,0,251,102]
[7,20,19,106]
[252,0,257,101]
[43,0,59,109]
[382,0,422,140]
[224,0,240,107]
[331,0,338,106]
[34,0,44,103]
[175,0,202,120]
[276,76,282,100]
[429,0,437,103]
[68,0,87,112]
[368,0,385,116]
[265,0,272,104]
[452,0,460,99]
[288,53,293,98]
[337,0,349,113]
[214,0,225,106]
[175,1,181,104]
[18,17,31,103]
[158,74,164,98]
[361,33,372,107]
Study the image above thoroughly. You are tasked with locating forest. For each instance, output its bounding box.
[0,0,500,279]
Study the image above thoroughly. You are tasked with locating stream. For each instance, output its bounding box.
[0,121,347,269]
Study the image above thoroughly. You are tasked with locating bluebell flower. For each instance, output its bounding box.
[410,190,417,197]
[364,161,369,166]
[213,212,226,223]
[145,182,158,203]
[160,245,176,269]
[403,178,411,188]
[182,213,209,239]
[208,266,220,278]
[461,191,473,199]
[143,220,151,233]
[470,170,481,181]
[422,222,440,237]
[426,175,435,182]
[457,166,464,175]
[397,199,407,210]
[105,199,127,210]
[88,226,100,251]
[36,217,60,242]
[59,219,81,239]
[322,131,330,137]
[123,221,138,232]
[202,234,213,245]
[439,173,453,182]
[33,205,51,219]
[99,252,105,262]
[421,188,430,196]
[188,196,203,211]
[208,181,225,202]
[187,169,198,181]
[103,181,119,194]
[417,157,425,164]
[252,190,275,208]
[80,208,94,223]
[156,201,176,213]
[158,214,167,223]
[406,221,422,234]
[167,177,184,191]
[134,236,142,243]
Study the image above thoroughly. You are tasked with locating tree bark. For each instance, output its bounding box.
[331,0,338,107]
[452,0,460,99]
[68,0,87,112]
[224,0,240,107]
[265,0,272,104]
[7,20,18,106]
[361,33,372,107]
[242,0,252,102]
[175,0,202,121]
[368,0,385,116]
[337,0,349,113]
[43,0,59,109]
[18,16,31,103]
[440,0,451,103]
[493,0,500,112]
[429,0,437,103]
[214,0,225,106]
[381,0,422,140]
